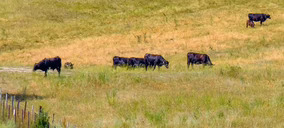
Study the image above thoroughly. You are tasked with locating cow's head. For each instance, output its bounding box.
[266,14,271,19]
[164,61,169,68]
[33,63,39,71]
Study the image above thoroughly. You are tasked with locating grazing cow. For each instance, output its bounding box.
[187,52,213,68]
[113,56,129,69]
[128,57,146,68]
[33,56,62,77]
[246,20,255,28]
[248,13,271,25]
[144,53,169,71]
[64,62,74,69]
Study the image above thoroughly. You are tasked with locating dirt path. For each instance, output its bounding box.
[0,67,72,75]
[0,67,32,73]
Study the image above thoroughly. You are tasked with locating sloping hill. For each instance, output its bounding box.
[0,0,283,66]
[0,0,284,127]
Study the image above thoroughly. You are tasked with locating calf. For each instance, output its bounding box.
[144,53,169,71]
[64,62,74,69]
[33,56,62,77]
[113,56,129,69]
[246,20,255,28]
[187,52,213,68]
[128,57,146,68]
[248,13,271,25]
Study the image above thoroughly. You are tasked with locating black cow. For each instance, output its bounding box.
[246,20,255,28]
[33,56,62,77]
[113,56,129,69]
[187,52,213,68]
[64,62,74,69]
[128,57,146,68]
[144,53,169,71]
[248,13,271,25]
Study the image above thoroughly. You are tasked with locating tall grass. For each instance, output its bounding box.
[0,63,284,127]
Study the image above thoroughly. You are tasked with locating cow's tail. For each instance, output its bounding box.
[246,20,248,28]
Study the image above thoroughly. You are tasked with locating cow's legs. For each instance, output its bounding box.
[153,64,157,71]
[187,61,190,69]
[56,68,61,76]
[145,64,148,71]
[153,61,158,71]
[44,70,48,77]
[260,21,263,25]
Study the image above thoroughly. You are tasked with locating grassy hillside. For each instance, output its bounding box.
[0,0,284,127]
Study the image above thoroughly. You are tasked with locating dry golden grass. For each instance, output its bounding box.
[0,0,284,127]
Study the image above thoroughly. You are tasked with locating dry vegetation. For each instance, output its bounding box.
[0,0,284,127]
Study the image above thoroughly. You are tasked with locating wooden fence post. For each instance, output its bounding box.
[5,93,8,109]
[28,111,30,128]
[8,105,10,119]
[11,96,14,113]
[39,106,42,114]
[2,100,4,121]
[14,108,16,123]
[34,113,37,124]
[0,88,2,103]
[24,101,27,119]
[52,113,55,128]
[22,109,24,123]
[32,105,34,125]
[52,113,55,124]
[17,101,20,116]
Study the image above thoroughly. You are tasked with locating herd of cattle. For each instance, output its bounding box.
[33,13,270,76]
[33,52,213,76]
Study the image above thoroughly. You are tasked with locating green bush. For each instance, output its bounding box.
[33,109,50,128]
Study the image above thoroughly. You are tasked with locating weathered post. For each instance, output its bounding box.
[34,113,37,124]
[17,101,20,116]
[52,113,55,128]
[22,109,24,123]
[0,88,2,103]
[5,93,8,109]
[2,100,4,121]
[32,105,34,125]
[24,101,27,118]
[28,111,30,128]
[52,113,55,124]
[11,96,14,112]
[14,108,16,123]
[8,105,10,119]
[39,106,42,114]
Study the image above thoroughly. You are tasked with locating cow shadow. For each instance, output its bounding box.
[1,93,45,102]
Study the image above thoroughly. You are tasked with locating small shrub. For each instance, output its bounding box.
[33,108,50,128]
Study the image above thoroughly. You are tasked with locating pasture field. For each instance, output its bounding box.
[0,0,284,127]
